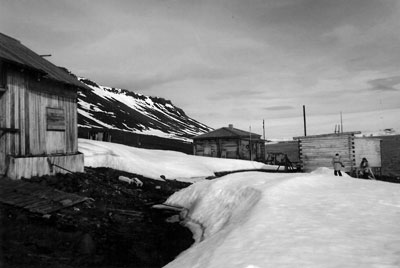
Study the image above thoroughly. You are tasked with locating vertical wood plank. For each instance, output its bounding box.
[25,86,30,155]
[0,80,6,174]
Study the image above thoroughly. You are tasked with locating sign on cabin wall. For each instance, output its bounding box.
[46,107,65,131]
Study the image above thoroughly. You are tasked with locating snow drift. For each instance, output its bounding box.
[164,169,400,268]
[78,139,276,182]
[78,139,400,267]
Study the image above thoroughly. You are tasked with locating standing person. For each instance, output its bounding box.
[332,153,345,176]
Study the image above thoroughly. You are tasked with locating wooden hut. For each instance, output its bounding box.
[192,124,265,161]
[294,132,361,173]
[0,33,90,179]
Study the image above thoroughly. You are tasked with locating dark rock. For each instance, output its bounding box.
[78,233,96,255]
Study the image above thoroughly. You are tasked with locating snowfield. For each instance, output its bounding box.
[79,139,276,182]
[78,139,400,267]
[165,170,400,268]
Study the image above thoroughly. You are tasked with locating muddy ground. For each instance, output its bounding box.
[0,167,194,268]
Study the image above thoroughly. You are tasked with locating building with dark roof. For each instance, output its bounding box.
[192,124,265,161]
[0,32,89,179]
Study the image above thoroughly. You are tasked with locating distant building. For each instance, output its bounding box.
[88,128,112,142]
[294,132,361,173]
[192,124,265,161]
[291,131,389,176]
[278,132,400,178]
[0,33,90,179]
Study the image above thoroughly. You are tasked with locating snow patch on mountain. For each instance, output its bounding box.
[77,78,212,142]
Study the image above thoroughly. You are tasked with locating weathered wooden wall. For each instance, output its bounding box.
[0,66,81,179]
[378,135,400,177]
[220,139,239,158]
[194,140,219,157]
[354,138,381,168]
[0,86,6,174]
[7,153,84,180]
[2,68,78,157]
[298,133,356,172]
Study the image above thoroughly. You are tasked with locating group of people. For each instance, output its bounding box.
[331,153,374,179]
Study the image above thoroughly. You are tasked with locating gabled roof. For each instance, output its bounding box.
[193,126,262,140]
[0,33,89,90]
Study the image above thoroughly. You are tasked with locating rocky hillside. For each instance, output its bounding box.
[77,77,212,142]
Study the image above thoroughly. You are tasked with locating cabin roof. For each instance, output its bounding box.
[193,126,262,140]
[0,33,89,90]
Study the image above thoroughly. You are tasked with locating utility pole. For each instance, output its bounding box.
[303,105,307,136]
[263,119,266,141]
[340,111,343,133]
[263,119,266,162]
[249,125,252,161]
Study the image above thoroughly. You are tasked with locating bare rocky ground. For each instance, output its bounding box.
[0,167,193,268]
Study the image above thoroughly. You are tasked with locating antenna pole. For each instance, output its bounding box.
[303,105,307,136]
[340,111,343,133]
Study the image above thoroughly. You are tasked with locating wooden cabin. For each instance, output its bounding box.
[0,33,90,179]
[293,131,400,178]
[192,124,265,161]
[294,132,361,173]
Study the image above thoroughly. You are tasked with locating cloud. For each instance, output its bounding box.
[128,63,247,91]
[367,76,400,92]
[264,106,294,111]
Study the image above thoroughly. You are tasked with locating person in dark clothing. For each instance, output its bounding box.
[359,157,373,179]
[332,153,345,176]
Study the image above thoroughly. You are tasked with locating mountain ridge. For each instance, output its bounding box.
[77,77,213,142]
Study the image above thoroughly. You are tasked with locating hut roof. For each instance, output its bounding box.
[193,126,262,140]
[0,32,89,90]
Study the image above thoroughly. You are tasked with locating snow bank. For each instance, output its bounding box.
[78,139,275,182]
[164,169,400,268]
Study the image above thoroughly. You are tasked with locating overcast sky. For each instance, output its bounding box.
[1,0,400,138]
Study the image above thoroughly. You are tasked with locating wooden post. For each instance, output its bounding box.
[303,105,307,136]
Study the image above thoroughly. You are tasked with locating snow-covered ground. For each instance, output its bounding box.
[78,139,276,182]
[164,169,400,268]
[78,139,400,267]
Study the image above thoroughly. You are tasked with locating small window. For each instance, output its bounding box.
[46,107,65,131]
